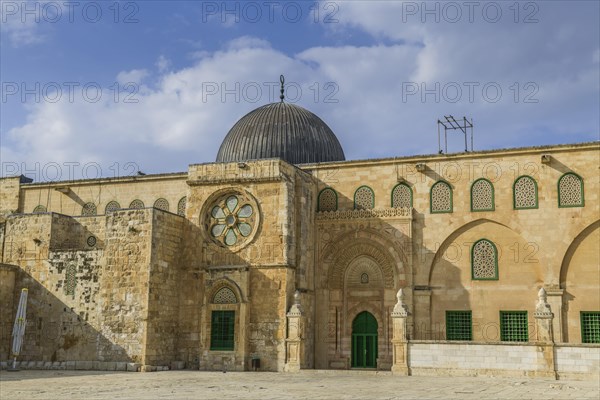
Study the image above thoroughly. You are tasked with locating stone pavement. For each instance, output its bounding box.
[0,370,598,400]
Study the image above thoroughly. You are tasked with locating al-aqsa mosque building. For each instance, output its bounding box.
[1,79,598,378]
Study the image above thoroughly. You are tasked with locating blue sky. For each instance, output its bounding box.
[1,0,599,180]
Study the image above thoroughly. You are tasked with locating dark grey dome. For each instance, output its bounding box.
[216,102,345,164]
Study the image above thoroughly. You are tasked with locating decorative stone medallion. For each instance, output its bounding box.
[203,191,260,251]
[86,235,97,247]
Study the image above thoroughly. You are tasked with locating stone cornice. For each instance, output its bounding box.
[316,207,412,220]
[186,175,285,186]
[302,141,600,171]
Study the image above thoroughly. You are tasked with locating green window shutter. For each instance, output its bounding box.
[500,311,528,342]
[210,310,235,350]
[581,312,600,343]
[446,311,472,341]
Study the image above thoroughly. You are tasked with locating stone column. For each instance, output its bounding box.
[391,289,409,375]
[534,288,557,379]
[545,287,564,343]
[284,291,304,372]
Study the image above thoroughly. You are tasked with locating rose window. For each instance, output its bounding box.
[209,195,256,247]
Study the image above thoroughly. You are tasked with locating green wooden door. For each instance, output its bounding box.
[351,311,378,368]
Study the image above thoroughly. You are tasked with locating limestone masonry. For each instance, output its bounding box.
[1,100,598,379]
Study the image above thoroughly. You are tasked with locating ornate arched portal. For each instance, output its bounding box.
[316,228,408,369]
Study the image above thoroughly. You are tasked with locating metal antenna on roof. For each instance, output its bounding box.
[280,75,285,102]
[437,116,474,154]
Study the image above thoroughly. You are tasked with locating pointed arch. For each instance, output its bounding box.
[470,178,494,212]
[105,201,121,214]
[318,187,338,212]
[81,202,97,216]
[471,238,499,280]
[430,180,453,213]
[558,172,584,208]
[427,219,510,284]
[391,183,413,208]
[209,278,245,303]
[513,175,538,209]
[559,220,600,285]
[354,186,374,210]
[153,198,170,211]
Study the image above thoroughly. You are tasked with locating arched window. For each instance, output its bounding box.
[129,199,144,209]
[177,196,187,216]
[471,178,494,212]
[430,181,453,213]
[558,173,584,207]
[212,287,237,304]
[33,205,47,213]
[391,183,412,208]
[211,286,237,351]
[153,198,169,211]
[513,176,538,209]
[81,202,97,216]
[318,188,338,212]
[105,201,120,214]
[354,186,374,210]
[471,239,498,280]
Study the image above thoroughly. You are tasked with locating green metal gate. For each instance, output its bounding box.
[351,311,378,368]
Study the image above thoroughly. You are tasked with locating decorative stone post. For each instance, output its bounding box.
[534,288,554,343]
[284,291,304,372]
[391,288,410,375]
[534,287,557,379]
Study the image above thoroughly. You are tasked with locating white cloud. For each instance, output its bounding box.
[226,36,271,50]
[116,69,149,85]
[0,0,46,47]
[156,55,172,73]
[2,0,599,180]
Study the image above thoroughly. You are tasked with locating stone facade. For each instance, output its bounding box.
[0,142,598,378]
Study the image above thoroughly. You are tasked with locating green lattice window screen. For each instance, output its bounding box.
[211,310,235,350]
[318,188,338,212]
[446,311,472,341]
[430,181,453,213]
[64,264,77,296]
[558,173,584,208]
[581,312,600,343]
[500,311,528,342]
[513,176,538,209]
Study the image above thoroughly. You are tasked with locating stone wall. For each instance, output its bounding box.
[248,267,291,372]
[409,342,548,376]
[407,341,599,380]
[145,209,184,366]
[1,213,113,362]
[175,216,204,368]
[555,345,600,378]
[0,177,21,216]
[100,209,153,363]
[0,264,16,360]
